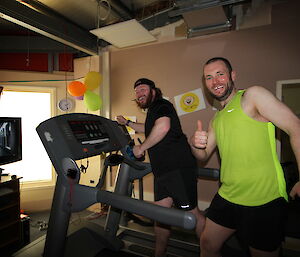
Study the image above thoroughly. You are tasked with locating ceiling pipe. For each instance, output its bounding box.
[139,6,181,31]
[187,20,232,37]
[95,0,134,25]
[135,1,180,31]
[108,0,134,20]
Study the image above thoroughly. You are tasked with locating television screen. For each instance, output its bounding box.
[0,117,22,166]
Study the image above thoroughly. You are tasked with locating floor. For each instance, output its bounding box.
[14,209,300,257]
[16,210,198,257]
[27,209,93,243]
[26,210,50,243]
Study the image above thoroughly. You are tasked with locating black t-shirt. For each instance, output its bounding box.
[145,98,197,177]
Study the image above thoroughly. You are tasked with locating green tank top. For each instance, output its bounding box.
[213,90,288,206]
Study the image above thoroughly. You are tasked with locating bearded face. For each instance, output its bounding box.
[204,60,235,102]
[209,79,234,101]
[134,84,154,109]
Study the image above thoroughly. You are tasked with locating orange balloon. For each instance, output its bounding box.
[67,81,87,97]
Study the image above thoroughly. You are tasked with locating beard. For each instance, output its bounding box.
[209,80,234,102]
[136,90,153,109]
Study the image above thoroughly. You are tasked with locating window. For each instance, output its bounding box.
[0,87,56,184]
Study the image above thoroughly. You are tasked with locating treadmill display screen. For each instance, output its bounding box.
[68,120,109,144]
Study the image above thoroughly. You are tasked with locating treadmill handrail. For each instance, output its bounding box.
[97,190,196,230]
[123,156,148,171]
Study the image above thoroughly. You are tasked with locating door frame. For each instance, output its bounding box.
[276,79,300,161]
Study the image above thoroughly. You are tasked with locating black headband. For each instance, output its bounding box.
[134,78,156,89]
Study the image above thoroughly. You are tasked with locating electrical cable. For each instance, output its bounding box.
[80,157,89,173]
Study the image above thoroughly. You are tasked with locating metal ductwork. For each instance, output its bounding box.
[169,0,250,37]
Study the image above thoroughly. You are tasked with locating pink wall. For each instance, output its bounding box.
[110,0,300,203]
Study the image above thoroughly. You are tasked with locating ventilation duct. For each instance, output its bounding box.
[182,6,232,37]
[169,0,250,37]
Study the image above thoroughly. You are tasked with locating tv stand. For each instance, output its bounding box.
[0,177,21,256]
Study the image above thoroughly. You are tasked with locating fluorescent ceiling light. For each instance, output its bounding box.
[90,19,157,48]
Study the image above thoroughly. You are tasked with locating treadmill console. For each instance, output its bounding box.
[68,120,109,145]
[36,113,130,167]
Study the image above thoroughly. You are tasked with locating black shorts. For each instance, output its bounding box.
[154,168,198,211]
[206,193,288,252]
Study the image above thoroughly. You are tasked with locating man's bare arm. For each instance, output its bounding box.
[246,86,300,198]
[127,122,145,133]
[116,115,145,133]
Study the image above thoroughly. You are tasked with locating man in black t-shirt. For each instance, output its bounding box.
[117,78,204,257]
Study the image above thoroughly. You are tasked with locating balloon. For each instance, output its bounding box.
[74,95,84,100]
[67,81,86,97]
[84,90,102,111]
[84,71,102,90]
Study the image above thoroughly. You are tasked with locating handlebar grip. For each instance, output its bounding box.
[197,167,220,179]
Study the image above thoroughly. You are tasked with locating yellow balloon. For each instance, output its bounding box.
[84,71,102,90]
[84,90,102,111]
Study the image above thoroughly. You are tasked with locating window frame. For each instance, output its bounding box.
[1,85,57,189]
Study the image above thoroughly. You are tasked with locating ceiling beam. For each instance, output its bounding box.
[0,35,79,53]
[169,0,249,17]
[0,0,98,55]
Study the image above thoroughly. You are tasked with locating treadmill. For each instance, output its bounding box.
[14,113,197,257]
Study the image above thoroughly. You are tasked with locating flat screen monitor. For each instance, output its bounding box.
[0,117,22,166]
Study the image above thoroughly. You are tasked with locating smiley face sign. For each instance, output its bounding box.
[174,88,206,116]
[180,92,200,113]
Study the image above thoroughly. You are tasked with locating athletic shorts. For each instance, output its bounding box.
[154,168,198,211]
[206,193,288,252]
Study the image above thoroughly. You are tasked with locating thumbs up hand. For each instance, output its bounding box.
[191,120,208,149]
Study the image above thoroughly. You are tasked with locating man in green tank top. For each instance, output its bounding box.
[190,57,300,257]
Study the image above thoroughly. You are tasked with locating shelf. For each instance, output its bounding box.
[0,217,20,230]
[0,235,20,248]
[0,199,19,212]
[0,187,14,197]
[0,178,21,252]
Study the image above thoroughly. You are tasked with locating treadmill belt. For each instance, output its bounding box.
[95,249,141,257]
[128,244,154,256]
